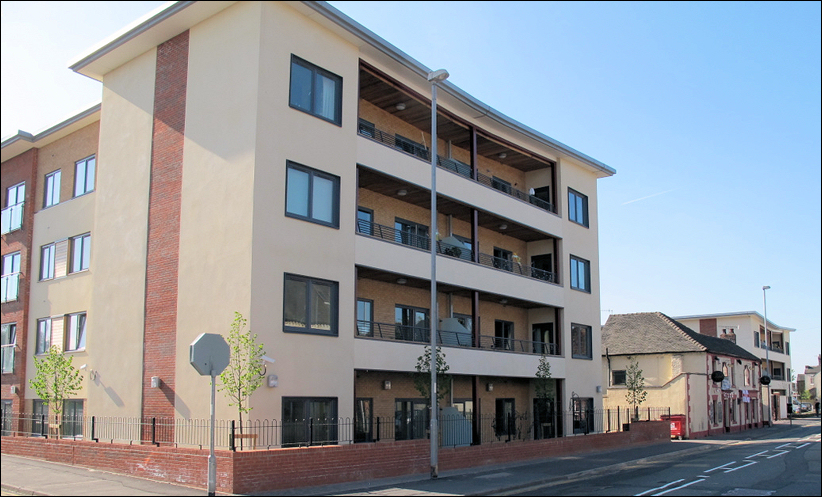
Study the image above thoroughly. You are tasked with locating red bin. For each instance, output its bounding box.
[661,414,686,440]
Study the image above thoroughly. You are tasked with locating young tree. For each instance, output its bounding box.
[413,345,451,406]
[29,346,84,426]
[625,356,648,421]
[218,312,265,443]
[534,354,554,438]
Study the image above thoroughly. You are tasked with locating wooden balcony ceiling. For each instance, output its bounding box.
[359,68,551,173]
[356,267,543,309]
[358,168,549,243]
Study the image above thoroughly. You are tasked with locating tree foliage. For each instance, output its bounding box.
[218,312,265,426]
[535,354,554,402]
[413,345,451,406]
[29,346,83,416]
[625,355,648,419]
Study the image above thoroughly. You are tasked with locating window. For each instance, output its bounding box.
[2,182,25,234]
[495,398,516,438]
[571,323,592,359]
[62,399,84,438]
[531,186,552,209]
[356,299,373,337]
[570,255,591,292]
[357,207,373,235]
[285,162,340,228]
[354,398,373,443]
[1,252,21,303]
[289,55,342,125]
[395,305,429,342]
[65,312,86,352]
[494,320,514,350]
[358,118,376,138]
[1,399,11,436]
[394,218,429,250]
[613,370,626,386]
[395,399,428,441]
[568,188,589,227]
[40,243,56,280]
[493,247,513,272]
[70,234,91,273]
[531,254,555,282]
[744,366,751,386]
[282,397,338,447]
[532,322,558,355]
[572,397,594,434]
[44,170,61,207]
[36,318,52,355]
[32,400,48,436]
[74,156,96,197]
[1,323,15,374]
[283,274,338,336]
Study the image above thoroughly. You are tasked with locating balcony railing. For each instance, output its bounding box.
[356,219,557,284]
[0,273,20,303]
[357,320,560,356]
[1,344,14,374]
[358,119,554,213]
[1,202,24,234]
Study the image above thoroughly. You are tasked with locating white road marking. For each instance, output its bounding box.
[652,479,706,496]
[724,461,757,473]
[705,461,736,472]
[746,451,768,458]
[634,479,684,496]
[794,443,810,449]
[766,450,789,459]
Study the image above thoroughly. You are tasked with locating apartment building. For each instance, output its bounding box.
[674,312,794,420]
[1,1,615,444]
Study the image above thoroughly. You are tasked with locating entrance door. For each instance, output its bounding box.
[723,399,731,432]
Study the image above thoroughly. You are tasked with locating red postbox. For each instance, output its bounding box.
[661,414,686,439]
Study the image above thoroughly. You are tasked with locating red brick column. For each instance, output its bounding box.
[141,31,189,440]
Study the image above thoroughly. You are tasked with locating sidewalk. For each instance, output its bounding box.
[2,419,816,496]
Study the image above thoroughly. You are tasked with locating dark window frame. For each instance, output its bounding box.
[571,323,593,360]
[282,396,339,447]
[612,370,626,386]
[283,273,339,337]
[289,54,343,126]
[285,161,340,229]
[570,255,591,293]
[74,155,96,198]
[568,188,589,228]
[356,298,374,337]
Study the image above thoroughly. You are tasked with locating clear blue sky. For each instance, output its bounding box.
[2,2,820,376]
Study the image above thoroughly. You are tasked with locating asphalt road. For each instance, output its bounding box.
[509,418,821,496]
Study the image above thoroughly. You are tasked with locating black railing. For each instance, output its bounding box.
[358,118,555,213]
[356,219,557,284]
[0,407,672,449]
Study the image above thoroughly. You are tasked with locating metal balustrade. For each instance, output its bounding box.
[358,118,555,213]
[356,219,557,284]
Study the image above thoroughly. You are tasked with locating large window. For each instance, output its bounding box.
[1,323,15,374]
[570,255,591,292]
[395,399,428,441]
[494,320,514,350]
[571,323,592,359]
[2,182,25,234]
[289,55,342,125]
[70,234,91,273]
[356,298,373,337]
[285,162,340,228]
[62,399,84,438]
[44,170,61,208]
[495,398,516,438]
[40,243,56,280]
[282,397,338,447]
[36,318,52,355]
[395,305,429,342]
[74,156,96,197]
[572,397,594,434]
[283,274,338,336]
[65,312,87,352]
[532,322,557,355]
[1,252,21,303]
[394,218,429,250]
[612,370,626,386]
[568,188,589,227]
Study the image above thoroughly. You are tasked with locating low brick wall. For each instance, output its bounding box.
[1,421,670,494]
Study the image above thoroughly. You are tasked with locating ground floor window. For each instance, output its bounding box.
[354,398,373,443]
[282,397,338,447]
[572,397,594,434]
[32,400,48,436]
[62,399,84,438]
[1,399,11,436]
[395,399,428,441]
[494,398,516,438]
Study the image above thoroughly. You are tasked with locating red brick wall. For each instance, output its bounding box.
[2,422,669,494]
[699,318,718,337]
[142,31,189,431]
[1,148,37,423]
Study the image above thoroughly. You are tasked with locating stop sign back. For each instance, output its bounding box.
[190,333,230,376]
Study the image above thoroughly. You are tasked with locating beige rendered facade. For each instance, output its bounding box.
[2,1,615,444]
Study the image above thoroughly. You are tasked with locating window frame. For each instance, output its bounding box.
[356,298,373,337]
[357,207,374,235]
[1,323,16,374]
[40,243,56,281]
[282,396,339,447]
[44,170,61,208]
[568,188,589,227]
[74,155,96,198]
[1,252,21,303]
[283,274,339,337]
[69,233,91,273]
[571,323,593,360]
[65,312,87,352]
[285,161,340,228]
[612,370,627,386]
[36,318,52,355]
[288,54,343,126]
[570,255,591,293]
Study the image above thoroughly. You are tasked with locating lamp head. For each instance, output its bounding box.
[427,69,449,83]
[762,285,770,291]
[262,355,276,364]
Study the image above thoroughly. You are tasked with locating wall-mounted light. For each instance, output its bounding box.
[500,298,508,305]
[267,375,278,388]
[397,278,408,285]
[596,385,602,393]
[383,380,392,390]
[486,382,494,392]
[498,153,507,159]
[151,376,161,388]
[397,189,408,196]
[499,223,507,230]
[80,364,97,381]
[395,102,406,111]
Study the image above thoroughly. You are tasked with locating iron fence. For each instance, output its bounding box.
[1,407,671,450]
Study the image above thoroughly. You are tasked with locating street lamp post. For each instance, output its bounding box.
[428,68,448,480]
[763,285,772,426]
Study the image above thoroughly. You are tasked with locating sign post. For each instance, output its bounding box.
[190,333,230,496]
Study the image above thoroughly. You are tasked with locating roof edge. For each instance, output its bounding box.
[673,311,796,333]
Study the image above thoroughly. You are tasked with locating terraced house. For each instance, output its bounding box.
[1,1,615,446]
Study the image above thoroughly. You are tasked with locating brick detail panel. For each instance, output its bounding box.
[142,31,189,431]
[699,318,717,337]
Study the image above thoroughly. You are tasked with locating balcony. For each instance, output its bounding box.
[359,118,554,213]
[356,320,560,356]
[0,273,20,303]
[1,202,24,234]
[356,219,556,284]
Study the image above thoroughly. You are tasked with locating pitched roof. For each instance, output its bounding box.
[602,312,760,362]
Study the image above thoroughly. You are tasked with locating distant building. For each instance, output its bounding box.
[602,312,764,439]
